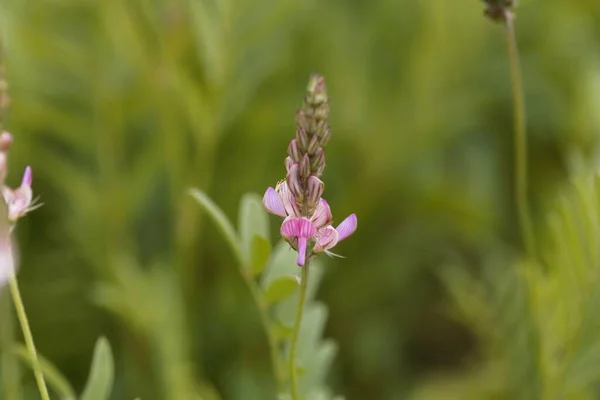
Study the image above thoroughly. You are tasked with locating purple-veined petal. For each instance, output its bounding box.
[278,181,300,217]
[280,217,317,239]
[314,225,339,253]
[286,163,302,196]
[311,199,332,229]
[307,176,324,206]
[285,157,294,173]
[262,187,287,217]
[336,214,357,241]
[297,237,307,266]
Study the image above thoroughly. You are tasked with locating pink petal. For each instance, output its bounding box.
[262,187,286,217]
[280,217,317,239]
[285,157,294,173]
[297,237,307,266]
[2,187,14,204]
[9,186,32,221]
[311,199,332,229]
[21,166,32,187]
[278,181,300,217]
[336,214,357,242]
[286,163,302,196]
[314,225,339,253]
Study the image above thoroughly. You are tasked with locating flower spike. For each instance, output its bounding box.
[262,74,357,267]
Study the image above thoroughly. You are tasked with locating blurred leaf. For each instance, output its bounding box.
[238,192,270,265]
[303,340,338,393]
[12,345,76,400]
[80,337,114,400]
[270,321,293,341]
[250,235,271,277]
[263,276,299,304]
[189,188,243,264]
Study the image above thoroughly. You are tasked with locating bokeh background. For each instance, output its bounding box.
[0,0,600,399]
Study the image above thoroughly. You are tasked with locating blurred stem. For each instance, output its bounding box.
[245,277,284,391]
[1,292,20,400]
[8,275,50,400]
[232,234,285,391]
[289,261,309,400]
[504,14,536,259]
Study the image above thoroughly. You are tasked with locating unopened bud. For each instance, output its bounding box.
[307,176,324,207]
[285,156,294,173]
[286,163,302,197]
[299,154,311,179]
[306,74,327,105]
[319,127,331,147]
[483,0,514,22]
[296,128,309,150]
[307,134,319,154]
[288,139,301,162]
[0,132,12,152]
[314,104,329,121]
[311,148,325,173]
[296,110,309,132]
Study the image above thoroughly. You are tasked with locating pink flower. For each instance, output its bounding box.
[262,182,357,266]
[3,166,40,223]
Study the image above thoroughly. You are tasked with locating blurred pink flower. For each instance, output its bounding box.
[3,166,40,223]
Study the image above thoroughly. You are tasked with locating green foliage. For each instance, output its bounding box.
[0,0,599,399]
[12,345,76,399]
[423,164,600,400]
[191,189,341,398]
[80,338,114,400]
[263,277,299,305]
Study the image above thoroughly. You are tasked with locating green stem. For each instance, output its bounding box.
[289,261,310,400]
[1,291,20,400]
[504,14,536,259]
[245,277,284,391]
[8,275,50,400]
[504,13,542,398]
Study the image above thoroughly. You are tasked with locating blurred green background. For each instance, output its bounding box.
[0,0,599,399]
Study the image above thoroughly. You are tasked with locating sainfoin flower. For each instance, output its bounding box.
[262,74,357,266]
[263,182,357,266]
[0,132,39,286]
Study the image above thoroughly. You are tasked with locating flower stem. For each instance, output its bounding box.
[245,277,284,391]
[289,260,310,400]
[1,291,20,400]
[7,275,50,400]
[504,13,536,259]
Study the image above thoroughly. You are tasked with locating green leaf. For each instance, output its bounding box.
[263,276,299,304]
[270,322,294,341]
[189,188,244,265]
[238,193,270,264]
[80,337,114,400]
[12,344,76,400]
[250,235,271,277]
[304,340,339,392]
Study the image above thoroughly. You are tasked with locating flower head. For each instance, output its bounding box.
[262,75,357,266]
[3,166,40,223]
[483,0,516,22]
[0,134,39,287]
